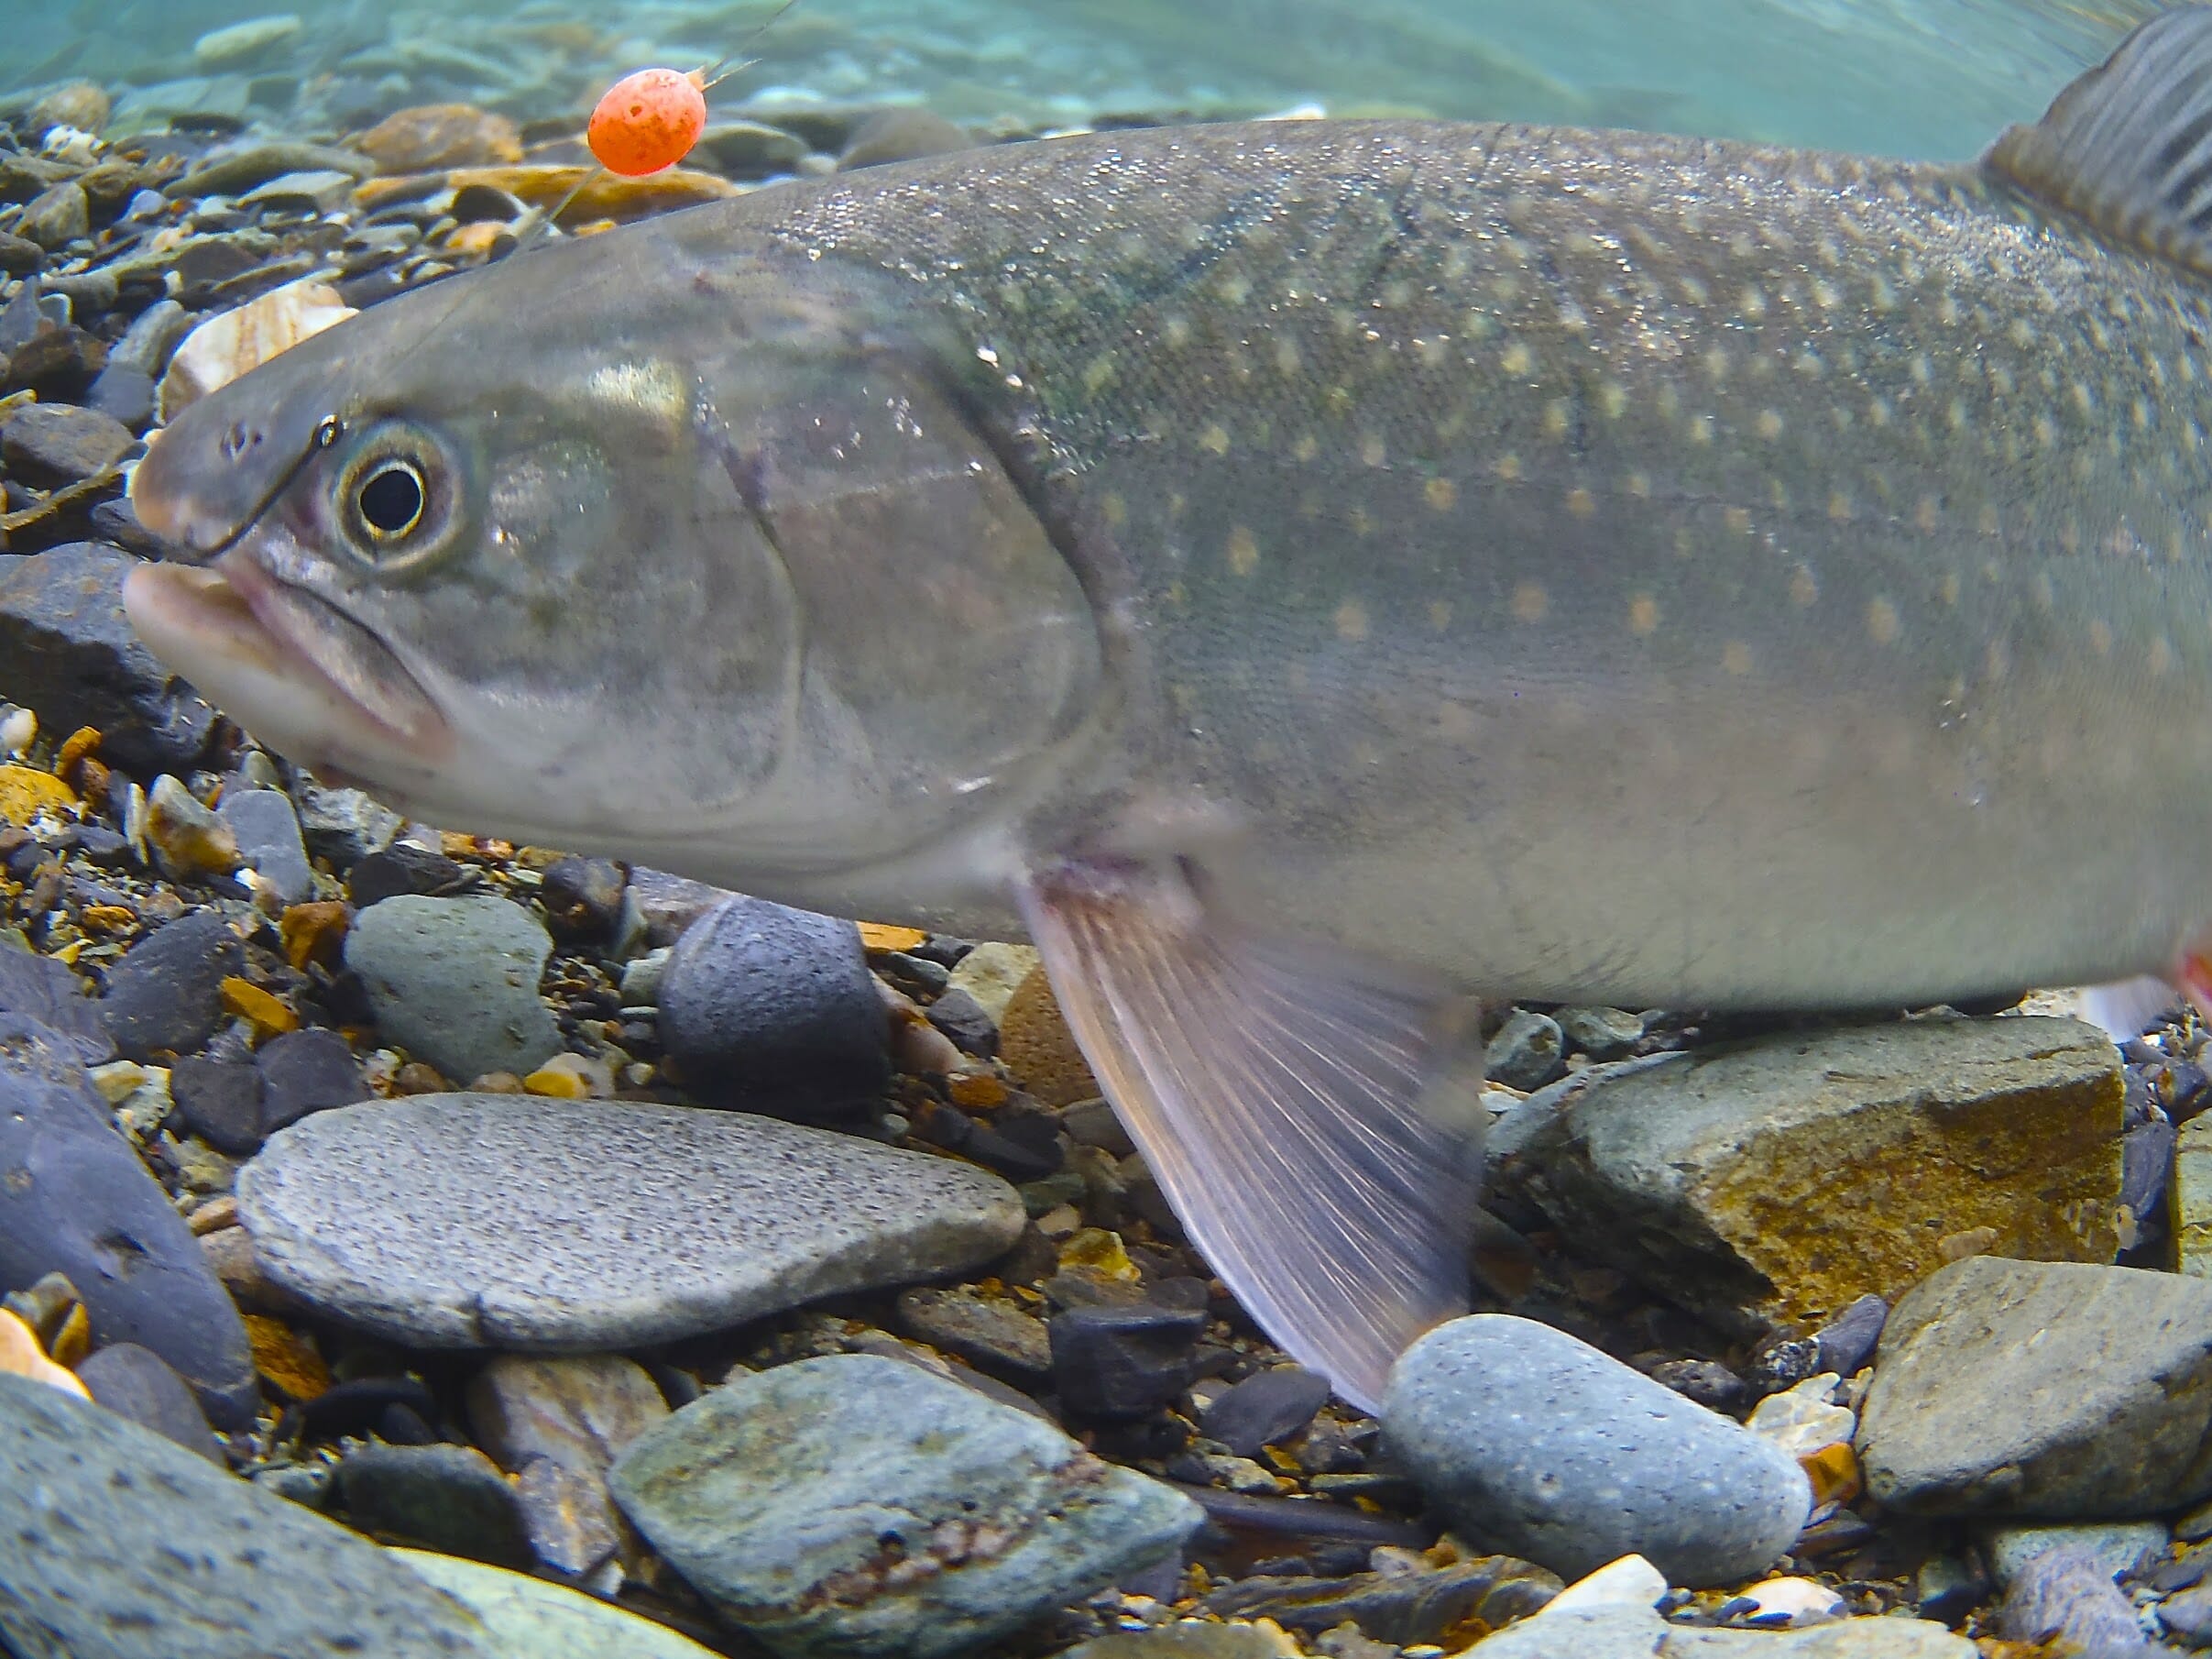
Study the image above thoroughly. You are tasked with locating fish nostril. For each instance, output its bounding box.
[220,422,262,461]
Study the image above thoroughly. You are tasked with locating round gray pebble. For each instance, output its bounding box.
[343,893,558,1084]
[1384,1313,1810,1587]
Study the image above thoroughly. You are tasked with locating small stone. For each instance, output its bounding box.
[1812,1293,1888,1378]
[157,276,353,421]
[1202,1553,1560,1642]
[240,1311,330,1401]
[1050,1303,1207,1420]
[2163,1581,2212,1645]
[1545,1552,1667,1615]
[2,401,128,483]
[1857,1255,2212,1516]
[1052,1631,1293,1659]
[522,1051,614,1098]
[894,1284,1053,1381]
[237,170,355,213]
[85,363,157,433]
[1200,1367,1332,1456]
[192,14,303,68]
[627,867,730,946]
[278,900,350,969]
[1747,1373,1856,1459]
[236,1093,1025,1348]
[170,1054,265,1153]
[838,108,976,170]
[1474,1604,1974,1655]
[347,840,468,906]
[354,104,522,172]
[143,774,240,885]
[1556,1005,1645,1059]
[465,1351,667,1478]
[338,1441,531,1567]
[19,181,89,249]
[618,946,672,1005]
[1485,1008,1566,1091]
[291,777,401,867]
[220,975,297,1039]
[536,854,624,942]
[99,907,241,1060]
[925,984,998,1056]
[1984,1522,2167,1588]
[75,1342,221,1461]
[0,1306,87,1398]
[1385,1314,1811,1587]
[1999,1546,2149,1654]
[0,938,109,1062]
[1740,1577,1845,1625]
[344,892,559,1085]
[947,941,1040,1023]
[656,895,890,1118]
[396,1548,728,1656]
[254,1027,365,1133]
[1648,1358,1745,1412]
[1000,962,1099,1107]
[608,1352,1202,1659]
[694,118,813,176]
[217,787,315,906]
[507,1455,618,1577]
[27,82,110,137]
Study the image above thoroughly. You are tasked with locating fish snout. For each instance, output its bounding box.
[129,402,307,560]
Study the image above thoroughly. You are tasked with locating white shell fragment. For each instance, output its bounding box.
[156,278,356,423]
[1544,1553,1670,1616]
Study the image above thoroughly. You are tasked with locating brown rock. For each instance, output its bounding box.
[355,104,523,173]
[1508,1016,2125,1336]
[27,82,111,137]
[20,181,88,249]
[998,963,1099,1108]
[356,164,738,223]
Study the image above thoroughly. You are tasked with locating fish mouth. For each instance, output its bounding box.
[123,556,454,769]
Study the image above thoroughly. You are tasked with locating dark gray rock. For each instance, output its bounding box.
[1050,1303,1207,1420]
[608,1353,1202,1659]
[1200,1367,1331,1456]
[0,938,110,1062]
[74,1341,221,1463]
[537,855,624,942]
[895,1284,1052,1381]
[292,776,401,867]
[658,895,891,1118]
[1814,1293,1889,1379]
[925,985,998,1056]
[2163,1580,2212,1645]
[254,1026,365,1132]
[107,299,193,378]
[0,543,220,775]
[1200,1555,1561,1644]
[0,1373,495,1658]
[0,1014,257,1426]
[343,893,558,1084]
[347,840,467,906]
[1648,1357,1746,1412]
[218,786,315,905]
[1385,1314,1810,1587]
[339,1442,531,1568]
[1485,1009,1564,1092]
[3,401,130,484]
[236,1093,1025,1349]
[170,1053,266,1153]
[85,361,157,433]
[1857,1256,2212,1516]
[627,867,732,946]
[99,906,241,1060]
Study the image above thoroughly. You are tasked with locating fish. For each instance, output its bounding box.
[124,8,2212,1411]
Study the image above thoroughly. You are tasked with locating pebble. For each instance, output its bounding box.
[157,274,354,420]
[98,906,241,1060]
[0,938,111,1061]
[894,1283,1054,1380]
[73,1340,221,1463]
[1050,1302,1208,1419]
[999,962,1100,1106]
[626,866,731,946]
[1058,1631,1293,1659]
[0,544,218,774]
[1384,1314,1810,1587]
[344,893,559,1084]
[1738,1576,1845,1624]
[254,1026,367,1132]
[1984,1521,2167,1587]
[86,360,157,431]
[1556,1005,1645,1059]
[0,1372,495,1656]
[1856,1254,2212,1515]
[695,118,814,175]
[192,13,304,67]
[394,1548,727,1658]
[144,772,242,884]
[1485,1007,1566,1092]
[171,1053,267,1152]
[1812,1293,1888,1378]
[1199,1366,1332,1456]
[1648,1357,1746,1412]
[27,82,110,136]
[1465,1604,1974,1654]
[926,984,999,1055]
[2,401,130,483]
[656,895,890,1117]
[608,1352,1203,1659]
[2164,1581,2212,1645]
[1509,1016,2124,1335]
[236,1093,1025,1348]
[1203,1553,1560,1643]
[218,786,316,905]
[947,940,1041,1022]
[293,776,402,866]
[465,1352,666,1575]
[1746,1373,1856,1458]
[535,854,624,942]
[1998,1545,2153,1654]
[339,1441,531,1567]
[19,180,89,248]
[356,104,524,172]
[1544,1553,1667,1615]
[838,107,976,169]
[348,840,469,906]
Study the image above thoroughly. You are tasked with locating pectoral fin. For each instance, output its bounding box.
[1019,860,1483,1413]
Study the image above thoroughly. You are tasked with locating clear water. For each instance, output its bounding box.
[1,0,2179,162]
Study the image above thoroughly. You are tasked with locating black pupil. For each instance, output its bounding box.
[358,464,423,537]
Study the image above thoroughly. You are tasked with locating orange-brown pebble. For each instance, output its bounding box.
[355,103,523,173]
[79,905,137,935]
[242,1313,332,1401]
[0,764,76,827]
[589,66,707,177]
[279,901,351,970]
[442,220,512,259]
[395,1060,454,1094]
[1800,1440,1862,1508]
[54,725,101,784]
[47,1302,91,1369]
[381,163,739,221]
[0,1310,88,1399]
[997,964,1099,1107]
[947,1071,1008,1111]
[220,975,299,1038]
[859,921,929,952]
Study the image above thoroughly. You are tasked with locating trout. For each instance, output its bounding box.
[125,10,2212,1408]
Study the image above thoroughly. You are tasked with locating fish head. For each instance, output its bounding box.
[126,241,1105,893]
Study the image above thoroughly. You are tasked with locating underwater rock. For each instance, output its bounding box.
[356,104,523,173]
[395,1549,728,1658]
[2,401,129,484]
[157,275,354,421]
[343,892,558,1085]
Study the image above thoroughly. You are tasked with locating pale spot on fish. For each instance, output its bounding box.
[1628,593,1659,635]
[1985,639,2009,682]
[1626,470,1652,498]
[1275,339,1302,375]
[1703,347,1730,383]
[1915,497,1940,533]
[1722,640,1753,676]
[1725,505,1752,534]
[1227,526,1260,576]
[1199,423,1232,456]
[1361,434,1387,467]
[1164,314,1193,349]
[1502,342,1534,376]
[1567,488,1597,519]
[1293,433,1320,464]
[2152,636,2175,676]
[1335,599,1370,643]
[1512,581,1549,622]
[1429,599,1452,630]
[2088,619,2113,656]
[2031,572,2055,610]
[1867,597,1900,644]
[1544,400,1573,439]
[1425,477,1458,512]
[583,360,687,422]
[1495,454,1523,482]
[1938,572,1961,606]
[1600,381,1629,418]
[1083,355,1116,395]
[1828,491,1853,523]
[1756,409,1784,440]
[1687,413,1714,445]
[1101,493,1127,528]
[2034,414,2058,447]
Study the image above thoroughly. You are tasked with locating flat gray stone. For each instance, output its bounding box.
[608,1353,1202,1659]
[1463,1604,1975,1655]
[1983,1522,2167,1588]
[1385,1314,1810,1588]
[219,786,315,906]
[344,894,558,1084]
[236,1094,1025,1348]
[0,1373,493,1658]
[1856,1256,2212,1516]
[392,1550,725,1659]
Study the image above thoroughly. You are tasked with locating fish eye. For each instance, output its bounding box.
[332,423,460,575]
[357,460,425,539]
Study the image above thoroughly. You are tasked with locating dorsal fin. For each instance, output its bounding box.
[1987,6,2212,277]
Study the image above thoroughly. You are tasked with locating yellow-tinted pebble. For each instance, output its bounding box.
[947,1071,1009,1111]
[523,1052,615,1099]
[997,964,1100,1107]
[0,765,76,828]
[242,1313,332,1401]
[279,901,351,970]
[858,922,928,953]
[1057,1227,1140,1281]
[47,1302,91,1370]
[220,977,299,1038]
[1801,1441,1862,1509]
[80,906,137,935]
[0,1310,88,1399]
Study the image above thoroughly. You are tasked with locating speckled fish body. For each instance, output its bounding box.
[121,11,2212,1408]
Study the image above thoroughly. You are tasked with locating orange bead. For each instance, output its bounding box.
[587,67,707,177]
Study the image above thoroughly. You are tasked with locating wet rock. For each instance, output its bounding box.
[1200,1367,1332,1456]
[627,866,731,946]
[2,401,129,484]
[339,1442,530,1567]
[465,1351,664,1576]
[608,1352,1202,1659]
[999,962,1098,1107]
[218,786,315,905]
[1511,1016,2124,1335]
[397,1548,727,1657]
[2164,1581,2212,1646]
[1648,1358,1746,1412]
[170,1054,266,1153]
[1058,1632,1291,1659]
[1051,1303,1207,1420]
[1984,1521,2166,1588]
[144,773,241,884]
[1813,1293,1888,1378]
[536,854,624,943]
[1473,1603,1974,1654]
[106,298,193,380]
[1201,1554,1560,1644]
[239,169,356,214]
[0,543,221,775]
[925,984,998,1056]
[157,275,353,420]
[0,1373,494,1656]
[1857,1254,2212,1516]
[0,939,111,1062]
[838,108,975,170]
[293,777,402,867]
[1486,1009,1566,1091]
[895,1283,1053,1381]
[947,941,1039,1023]
[98,907,241,1060]
[27,82,111,137]
[1385,1314,1809,1587]
[695,118,813,176]
[2177,1113,2212,1279]
[508,1455,617,1577]
[344,893,558,1084]
[85,362,158,433]
[1557,1005,1645,1059]
[74,1341,221,1463]
[657,895,890,1118]
[0,231,43,275]
[192,14,304,69]
[20,181,89,249]
[1998,1546,2152,1654]
[236,1093,1025,1348]
[254,1026,365,1132]
[347,840,468,906]
[1747,1373,1856,1458]
[355,104,523,172]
